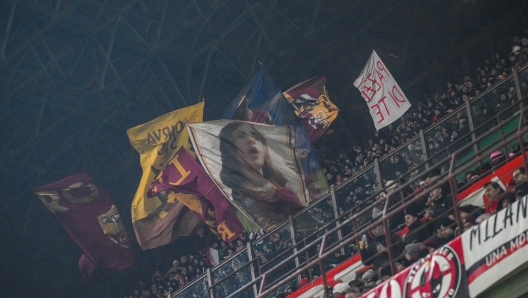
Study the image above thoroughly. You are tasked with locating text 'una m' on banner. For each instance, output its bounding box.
[354,50,411,130]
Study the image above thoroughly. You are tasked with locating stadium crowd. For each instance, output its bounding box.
[123,31,528,298]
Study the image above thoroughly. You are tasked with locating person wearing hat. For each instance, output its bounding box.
[332,282,349,297]
[512,45,528,68]
[360,269,377,284]
[402,243,428,267]
[490,150,506,168]
[402,205,429,246]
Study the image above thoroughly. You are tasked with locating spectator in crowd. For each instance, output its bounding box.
[359,223,404,269]
[497,192,515,212]
[436,217,457,245]
[344,287,360,298]
[462,215,477,233]
[127,29,528,298]
[424,182,453,231]
[483,182,504,214]
[333,283,349,297]
[402,207,429,245]
[165,260,179,278]
[513,167,527,184]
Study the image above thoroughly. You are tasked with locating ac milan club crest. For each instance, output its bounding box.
[404,246,462,298]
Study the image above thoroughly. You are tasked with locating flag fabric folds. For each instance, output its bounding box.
[34,173,135,280]
[127,102,204,250]
[353,50,412,130]
[188,120,310,231]
[283,76,339,143]
[222,69,329,202]
[147,147,244,242]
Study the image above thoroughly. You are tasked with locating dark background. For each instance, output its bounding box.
[0,0,526,296]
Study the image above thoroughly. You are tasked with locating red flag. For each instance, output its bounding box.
[148,147,244,242]
[34,173,135,279]
[284,76,339,143]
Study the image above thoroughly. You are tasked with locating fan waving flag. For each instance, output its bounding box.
[354,50,411,130]
[127,102,204,250]
[283,76,339,143]
[34,173,135,280]
[147,147,244,242]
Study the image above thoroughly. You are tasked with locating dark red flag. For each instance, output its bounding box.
[148,147,244,242]
[35,173,135,279]
[284,76,339,143]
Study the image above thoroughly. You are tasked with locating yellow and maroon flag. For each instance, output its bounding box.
[147,147,244,242]
[283,76,339,143]
[34,173,135,280]
[127,102,204,250]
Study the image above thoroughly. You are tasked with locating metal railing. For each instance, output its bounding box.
[171,63,528,298]
[228,100,528,298]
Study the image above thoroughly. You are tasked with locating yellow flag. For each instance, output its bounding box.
[127,102,204,223]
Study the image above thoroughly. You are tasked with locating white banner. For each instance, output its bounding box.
[188,120,309,231]
[354,51,411,130]
[462,195,528,297]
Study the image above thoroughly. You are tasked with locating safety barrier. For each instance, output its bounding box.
[172,64,528,298]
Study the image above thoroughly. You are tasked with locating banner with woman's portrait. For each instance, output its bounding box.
[188,120,310,231]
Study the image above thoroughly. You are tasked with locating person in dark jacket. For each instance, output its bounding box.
[402,207,430,245]
[424,181,453,224]
[359,223,404,269]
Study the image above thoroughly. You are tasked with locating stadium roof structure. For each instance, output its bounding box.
[0,0,526,297]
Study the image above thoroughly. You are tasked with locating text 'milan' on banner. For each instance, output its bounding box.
[34,173,135,280]
[462,195,528,297]
[188,120,310,231]
[354,50,411,131]
[283,76,339,143]
[127,102,204,250]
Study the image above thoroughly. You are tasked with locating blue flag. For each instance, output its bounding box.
[223,69,329,201]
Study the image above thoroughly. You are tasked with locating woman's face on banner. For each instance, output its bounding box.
[231,124,266,173]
